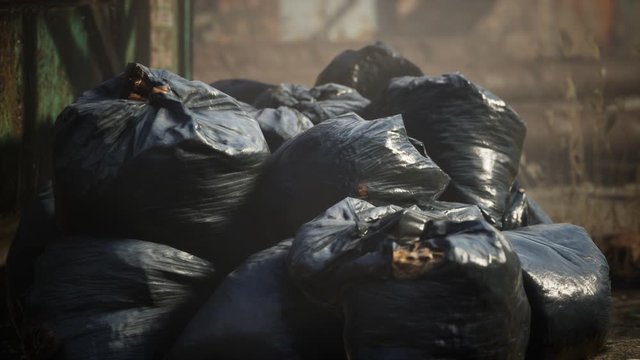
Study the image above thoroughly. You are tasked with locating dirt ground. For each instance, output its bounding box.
[0,284,638,358]
[595,289,640,359]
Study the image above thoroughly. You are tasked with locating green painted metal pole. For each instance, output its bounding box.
[19,8,38,208]
[178,0,192,79]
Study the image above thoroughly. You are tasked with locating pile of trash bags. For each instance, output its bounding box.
[7,42,611,360]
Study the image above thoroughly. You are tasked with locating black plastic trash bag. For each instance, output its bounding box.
[523,196,553,226]
[502,181,553,230]
[245,113,450,248]
[315,41,423,100]
[236,100,260,114]
[363,73,527,228]
[24,236,215,360]
[210,78,276,104]
[420,200,485,223]
[53,63,270,261]
[504,224,611,359]
[6,185,58,333]
[253,83,370,124]
[169,240,346,360]
[289,198,530,360]
[251,107,314,152]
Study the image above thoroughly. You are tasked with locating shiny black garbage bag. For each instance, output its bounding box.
[289,198,530,360]
[253,83,370,124]
[315,41,423,100]
[501,181,553,230]
[210,78,276,104]
[504,224,611,359]
[169,240,346,360]
[251,107,314,152]
[363,73,527,228]
[24,236,215,360]
[53,63,270,261]
[6,185,58,334]
[242,113,450,250]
